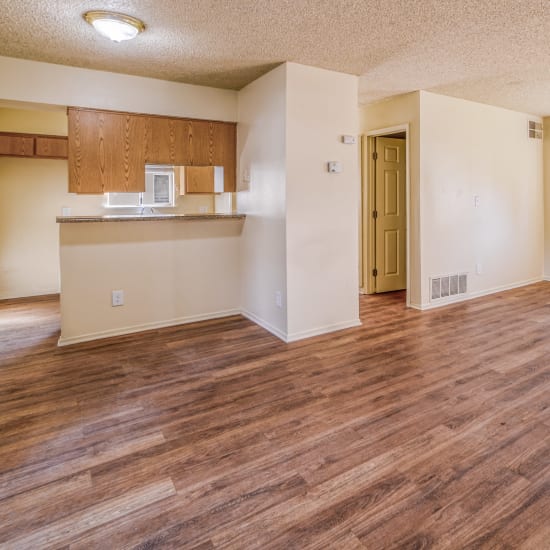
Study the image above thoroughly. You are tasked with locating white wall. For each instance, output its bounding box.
[360,92,421,305]
[0,56,237,121]
[59,219,243,345]
[237,65,288,338]
[419,91,543,305]
[544,117,550,278]
[361,91,544,308]
[285,63,360,340]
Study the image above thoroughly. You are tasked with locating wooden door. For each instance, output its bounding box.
[374,137,406,292]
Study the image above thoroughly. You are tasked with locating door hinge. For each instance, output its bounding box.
[372,210,378,219]
[372,268,378,277]
[372,151,378,160]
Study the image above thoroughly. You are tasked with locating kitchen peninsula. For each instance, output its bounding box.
[57,214,245,345]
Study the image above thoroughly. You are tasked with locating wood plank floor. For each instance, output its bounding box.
[0,285,549,549]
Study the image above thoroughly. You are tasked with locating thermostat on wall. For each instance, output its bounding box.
[327,161,343,173]
[341,135,357,144]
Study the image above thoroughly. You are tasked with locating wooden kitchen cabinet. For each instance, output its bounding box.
[145,116,191,165]
[211,122,236,192]
[68,108,146,193]
[0,133,36,157]
[182,165,224,194]
[187,120,212,165]
[35,136,68,159]
[67,107,236,194]
[0,132,68,159]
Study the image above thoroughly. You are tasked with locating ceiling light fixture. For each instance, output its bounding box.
[83,10,145,42]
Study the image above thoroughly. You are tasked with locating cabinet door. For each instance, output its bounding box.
[146,117,191,165]
[188,120,212,165]
[102,113,146,193]
[35,136,68,159]
[0,134,34,157]
[211,122,236,192]
[183,166,216,193]
[68,109,146,193]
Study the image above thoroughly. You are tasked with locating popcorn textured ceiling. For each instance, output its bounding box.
[0,0,549,115]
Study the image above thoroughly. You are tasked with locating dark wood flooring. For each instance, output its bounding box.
[0,285,549,549]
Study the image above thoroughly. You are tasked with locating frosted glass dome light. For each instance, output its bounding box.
[83,11,145,43]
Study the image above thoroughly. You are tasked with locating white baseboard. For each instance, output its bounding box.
[226,309,362,344]
[285,319,362,343]
[240,309,288,342]
[543,276,550,282]
[58,308,241,346]
[413,277,544,311]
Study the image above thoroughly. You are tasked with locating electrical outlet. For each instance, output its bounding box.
[112,289,124,307]
[199,206,208,213]
[275,290,282,308]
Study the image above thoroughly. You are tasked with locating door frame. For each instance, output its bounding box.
[361,123,411,307]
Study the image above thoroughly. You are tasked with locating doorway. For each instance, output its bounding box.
[361,125,410,305]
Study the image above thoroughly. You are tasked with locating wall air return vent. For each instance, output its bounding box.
[528,120,543,140]
[430,273,468,302]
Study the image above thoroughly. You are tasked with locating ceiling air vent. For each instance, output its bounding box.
[430,273,468,302]
[528,120,543,140]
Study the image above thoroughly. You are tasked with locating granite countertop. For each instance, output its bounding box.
[57,213,246,223]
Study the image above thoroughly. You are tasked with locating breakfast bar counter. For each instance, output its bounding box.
[57,213,245,223]
[57,213,244,346]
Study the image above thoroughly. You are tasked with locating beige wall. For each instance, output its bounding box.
[0,107,223,299]
[237,65,288,338]
[59,220,242,344]
[0,56,237,121]
[420,92,543,306]
[544,117,550,278]
[360,92,421,305]
[0,108,101,299]
[285,63,360,339]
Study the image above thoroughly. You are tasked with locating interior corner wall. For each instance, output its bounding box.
[419,91,544,305]
[237,64,288,338]
[544,117,550,278]
[360,92,422,306]
[285,63,360,340]
[0,55,237,121]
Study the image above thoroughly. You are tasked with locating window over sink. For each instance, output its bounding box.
[106,165,175,207]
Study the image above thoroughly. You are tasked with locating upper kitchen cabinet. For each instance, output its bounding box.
[0,133,34,157]
[211,122,236,192]
[35,136,68,159]
[187,120,211,165]
[146,117,236,191]
[67,107,236,194]
[68,108,146,194]
[145,116,191,166]
[0,132,68,159]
